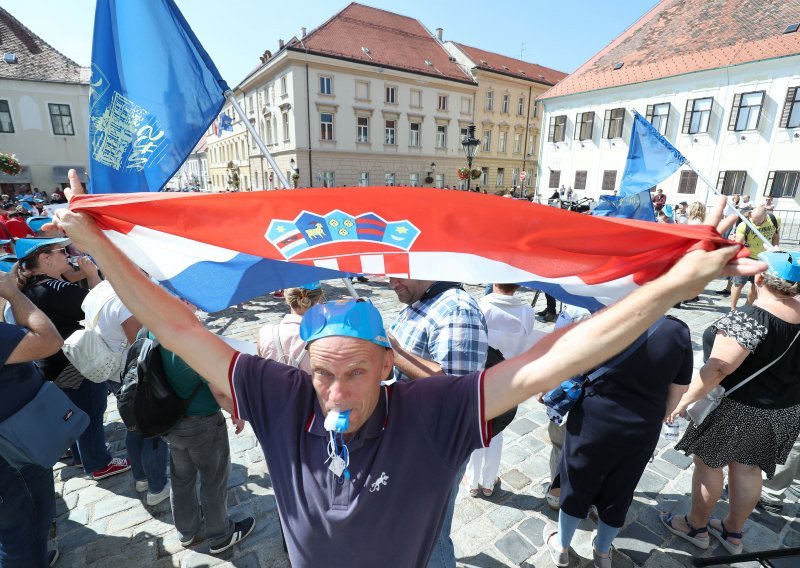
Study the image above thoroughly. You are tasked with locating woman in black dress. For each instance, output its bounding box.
[662,252,800,555]
[544,316,692,567]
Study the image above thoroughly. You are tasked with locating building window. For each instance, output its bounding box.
[602,108,625,139]
[518,96,525,116]
[575,111,594,141]
[481,167,489,186]
[548,115,566,142]
[765,171,800,198]
[513,132,522,153]
[282,113,290,141]
[358,172,369,187]
[533,101,539,118]
[320,172,335,187]
[437,95,448,111]
[48,103,74,136]
[486,90,494,111]
[677,170,698,194]
[601,170,617,192]
[385,119,396,145]
[574,170,587,190]
[385,86,396,104]
[409,173,419,187]
[280,75,287,95]
[683,97,713,134]
[355,81,370,101]
[436,124,447,148]
[385,172,396,186]
[434,173,444,188]
[498,131,507,153]
[357,116,369,143]
[501,94,509,114]
[481,130,491,151]
[320,76,332,95]
[409,122,421,146]
[548,170,561,188]
[460,97,471,114]
[320,113,334,140]
[646,103,670,135]
[496,168,505,187]
[410,89,421,108]
[779,87,800,129]
[512,168,519,184]
[716,170,747,195]
[729,91,765,131]
[0,100,13,133]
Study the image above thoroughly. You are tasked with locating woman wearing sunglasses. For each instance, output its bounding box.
[14,237,131,481]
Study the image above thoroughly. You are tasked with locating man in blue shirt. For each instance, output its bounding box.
[0,265,64,567]
[50,172,764,567]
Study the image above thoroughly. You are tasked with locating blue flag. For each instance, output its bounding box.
[618,111,687,197]
[219,114,233,132]
[89,0,229,193]
[592,190,656,222]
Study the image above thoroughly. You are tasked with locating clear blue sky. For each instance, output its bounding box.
[3,0,655,85]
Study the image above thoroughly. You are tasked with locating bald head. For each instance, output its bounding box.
[751,206,767,225]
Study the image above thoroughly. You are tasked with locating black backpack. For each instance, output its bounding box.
[116,329,202,437]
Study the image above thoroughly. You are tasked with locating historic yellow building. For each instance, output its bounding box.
[444,42,566,195]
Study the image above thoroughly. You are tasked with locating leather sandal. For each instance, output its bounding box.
[660,512,709,549]
[707,517,743,555]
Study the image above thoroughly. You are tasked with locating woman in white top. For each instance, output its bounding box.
[256,284,325,373]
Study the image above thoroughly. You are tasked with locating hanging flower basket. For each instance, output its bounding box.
[424,176,434,184]
[0,152,22,176]
[457,167,470,181]
[470,168,482,180]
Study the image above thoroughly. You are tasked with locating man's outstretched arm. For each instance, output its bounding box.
[49,170,235,398]
[483,245,764,421]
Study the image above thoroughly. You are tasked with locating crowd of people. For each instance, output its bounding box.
[1,174,798,568]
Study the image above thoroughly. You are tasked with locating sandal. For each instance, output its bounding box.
[542,523,569,567]
[707,517,743,555]
[482,478,499,497]
[469,486,480,498]
[660,512,709,549]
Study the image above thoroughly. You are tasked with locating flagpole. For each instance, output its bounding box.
[224,90,291,189]
[685,161,776,250]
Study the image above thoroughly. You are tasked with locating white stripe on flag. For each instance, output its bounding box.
[312,258,340,270]
[359,255,385,274]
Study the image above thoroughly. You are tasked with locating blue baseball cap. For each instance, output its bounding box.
[26,216,52,232]
[15,237,70,261]
[299,300,390,348]
[759,251,800,283]
[0,254,17,273]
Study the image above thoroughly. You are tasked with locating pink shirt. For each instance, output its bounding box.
[256,314,311,373]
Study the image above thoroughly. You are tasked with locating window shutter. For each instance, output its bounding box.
[780,87,796,128]
[645,104,654,122]
[603,109,611,138]
[682,100,693,133]
[574,114,581,140]
[548,116,555,142]
[617,110,625,138]
[716,171,726,191]
[753,92,765,130]
[764,171,776,197]
[586,112,594,139]
[727,94,741,131]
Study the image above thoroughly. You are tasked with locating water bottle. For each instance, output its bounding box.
[664,419,680,441]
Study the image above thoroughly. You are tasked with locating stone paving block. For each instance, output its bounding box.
[615,521,665,566]
[92,495,139,521]
[246,447,264,463]
[455,515,502,557]
[229,434,257,453]
[742,519,780,551]
[648,458,681,481]
[641,550,686,568]
[517,455,550,483]
[506,417,536,437]
[487,505,526,531]
[106,504,153,533]
[55,550,86,568]
[453,494,485,532]
[501,444,528,466]
[636,470,669,496]
[748,506,789,534]
[516,434,545,454]
[783,529,800,547]
[494,530,536,565]
[517,515,546,547]
[177,550,227,567]
[501,469,531,491]
[661,449,693,469]
[57,524,104,554]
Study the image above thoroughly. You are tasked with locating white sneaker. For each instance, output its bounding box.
[135,480,148,492]
[146,483,171,506]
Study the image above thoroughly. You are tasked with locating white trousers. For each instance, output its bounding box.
[466,432,504,488]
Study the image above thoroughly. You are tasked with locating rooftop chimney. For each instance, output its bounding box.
[278,38,284,49]
[301,27,307,37]
[435,28,443,41]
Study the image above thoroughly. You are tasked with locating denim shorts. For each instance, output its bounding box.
[732,275,754,286]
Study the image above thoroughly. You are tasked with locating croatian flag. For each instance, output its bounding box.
[69,188,743,313]
[89,0,228,193]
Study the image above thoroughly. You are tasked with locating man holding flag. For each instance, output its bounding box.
[47,171,763,567]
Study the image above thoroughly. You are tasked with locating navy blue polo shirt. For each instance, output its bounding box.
[0,322,44,422]
[229,353,490,568]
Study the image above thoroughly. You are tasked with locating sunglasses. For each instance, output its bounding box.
[44,247,68,256]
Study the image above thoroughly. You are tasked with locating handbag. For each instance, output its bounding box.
[543,318,664,425]
[0,381,89,469]
[62,295,123,383]
[687,329,800,425]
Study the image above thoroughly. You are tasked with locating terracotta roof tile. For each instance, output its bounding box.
[541,0,800,100]
[0,7,88,84]
[452,42,567,86]
[289,2,473,84]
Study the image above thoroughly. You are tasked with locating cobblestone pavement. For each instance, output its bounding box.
[52,277,799,568]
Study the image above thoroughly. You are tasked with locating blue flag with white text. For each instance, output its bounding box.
[618,111,687,197]
[89,0,228,193]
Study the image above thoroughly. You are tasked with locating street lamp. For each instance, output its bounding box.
[461,124,479,190]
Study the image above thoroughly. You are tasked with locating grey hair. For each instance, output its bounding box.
[762,271,800,297]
